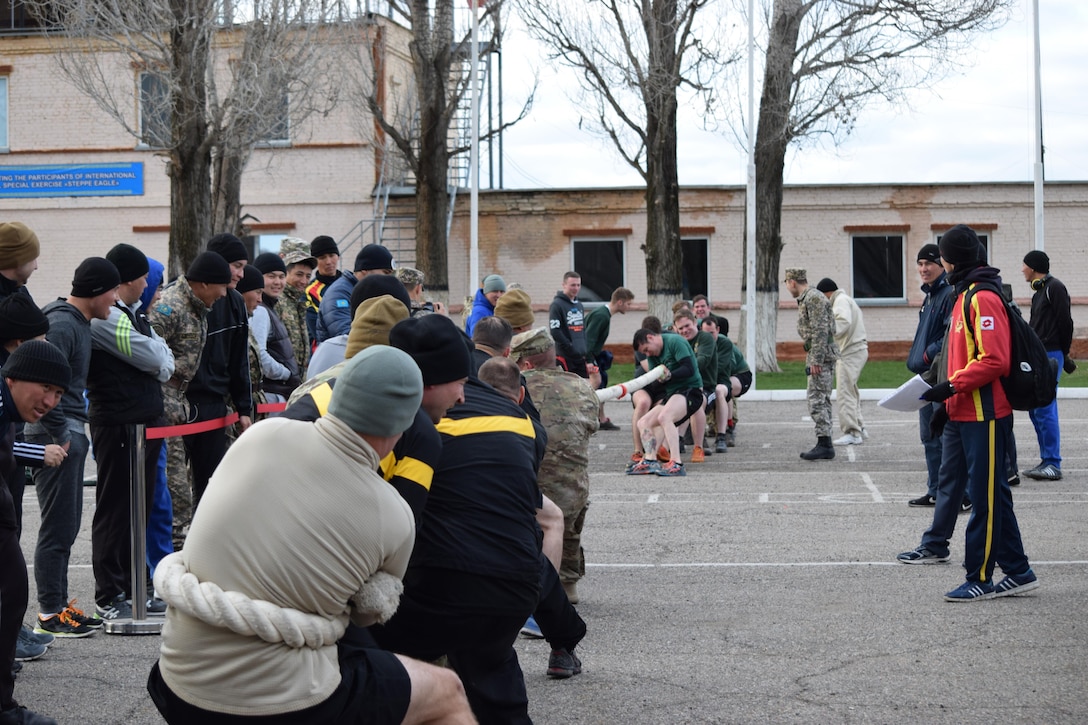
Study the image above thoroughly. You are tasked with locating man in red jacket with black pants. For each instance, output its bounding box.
[920,225,1038,602]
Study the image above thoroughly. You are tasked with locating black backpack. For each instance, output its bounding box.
[963,282,1057,411]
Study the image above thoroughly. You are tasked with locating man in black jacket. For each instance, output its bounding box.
[1021,250,1073,481]
[185,235,252,509]
[549,271,590,378]
[87,244,175,620]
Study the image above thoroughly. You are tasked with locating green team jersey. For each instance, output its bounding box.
[649,332,702,395]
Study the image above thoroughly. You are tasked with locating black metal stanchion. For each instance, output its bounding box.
[105,423,162,635]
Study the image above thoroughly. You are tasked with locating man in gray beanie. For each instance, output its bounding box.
[1020,249,1073,481]
[149,345,475,724]
[28,258,120,637]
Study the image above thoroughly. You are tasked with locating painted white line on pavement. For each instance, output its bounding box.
[647,494,659,503]
[861,472,883,503]
[587,560,1088,569]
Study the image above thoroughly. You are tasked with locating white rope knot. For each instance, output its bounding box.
[154,553,403,647]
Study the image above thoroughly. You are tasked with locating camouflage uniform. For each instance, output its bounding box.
[278,284,310,377]
[796,286,838,437]
[245,326,268,424]
[522,367,600,587]
[147,276,209,549]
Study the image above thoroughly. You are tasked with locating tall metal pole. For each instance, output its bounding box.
[469,1,481,295]
[1031,0,1044,251]
[744,0,758,387]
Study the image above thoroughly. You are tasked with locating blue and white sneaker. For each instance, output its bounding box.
[993,569,1039,598]
[944,580,996,602]
[519,615,544,639]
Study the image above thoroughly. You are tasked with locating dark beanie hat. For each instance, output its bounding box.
[390,314,472,385]
[1023,250,1050,274]
[236,265,265,294]
[815,278,838,293]
[5,339,71,392]
[253,252,287,276]
[938,225,981,266]
[71,257,121,298]
[310,235,339,258]
[106,243,150,283]
[354,244,395,272]
[0,294,48,342]
[917,244,941,263]
[349,273,410,318]
[186,251,233,284]
[207,233,249,264]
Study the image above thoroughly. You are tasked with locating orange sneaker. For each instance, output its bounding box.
[657,446,670,462]
[630,451,643,462]
[690,446,705,463]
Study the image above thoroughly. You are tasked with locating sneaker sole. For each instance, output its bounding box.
[908,501,936,508]
[993,579,1041,598]
[547,668,581,679]
[897,555,950,565]
[14,648,47,662]
[945,591,996,602]
[34,626,95,639]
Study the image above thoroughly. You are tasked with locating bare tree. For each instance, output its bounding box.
[739,0,1013,371]
[338,0,532,306]
[513,0,732,320]
[27,0,343,277]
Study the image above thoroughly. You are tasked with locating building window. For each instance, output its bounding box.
[851,234,905,301]
[572,238,623,303]
[681,237,708,300]
[139,72,170,149]
[257,89,290,145]
[0,75,7,152]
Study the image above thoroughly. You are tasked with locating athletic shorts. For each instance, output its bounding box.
[148,644,411,725]
[633,380,668,407]
[735,371,753,397]
[674,388,706,426]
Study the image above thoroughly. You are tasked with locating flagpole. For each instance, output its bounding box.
[744,0,757,386]
[469,1,481,296]
[1031,0,1044,251]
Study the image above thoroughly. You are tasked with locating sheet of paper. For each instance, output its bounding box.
[878,374,932,412]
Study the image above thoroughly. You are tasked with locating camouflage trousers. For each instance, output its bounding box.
[161,387,194,550]
[539,476,589,585]
[807,366,834,438]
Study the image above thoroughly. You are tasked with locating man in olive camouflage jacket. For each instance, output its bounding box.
[785,268,839,461]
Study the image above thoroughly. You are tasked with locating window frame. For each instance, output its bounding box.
[848,232,907,305]
[138,71,170,150]
[0,74,8,152]
[680,235,709,301]
[570,236,626,304]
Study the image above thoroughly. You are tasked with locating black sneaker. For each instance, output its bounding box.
[35,611,95,638]
[146,596,167,616]
[598,419,619,431]
[0,705,58,725]
[959,499,972,514]
[714,435,728,454]
[63,600,103,630]
[724,429,736,447]
[908,494,936,507]
[14,629,46,662]
[95,594,133,621]
[547,648,583,679]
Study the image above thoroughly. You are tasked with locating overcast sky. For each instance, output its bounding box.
[497,0,1088,189]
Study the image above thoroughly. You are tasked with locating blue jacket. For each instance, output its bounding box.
[463,288,494,336]
[907,271,955,374]
[315,271,357,342]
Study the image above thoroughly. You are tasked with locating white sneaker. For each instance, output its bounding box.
[861,427,869,440]
[833,433,863,446]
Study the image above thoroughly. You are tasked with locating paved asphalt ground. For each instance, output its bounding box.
[12,394,1088,724]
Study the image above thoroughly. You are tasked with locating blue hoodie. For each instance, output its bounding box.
[140,257,165,312]
[464,288,494,336]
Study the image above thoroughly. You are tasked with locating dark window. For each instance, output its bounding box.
[257,89,290,144]
[140,72,170,149]
[681,238,708,300]
[573,239,623,303]
[851,235,904,300]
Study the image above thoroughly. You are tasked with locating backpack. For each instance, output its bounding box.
[963,282,1057,411]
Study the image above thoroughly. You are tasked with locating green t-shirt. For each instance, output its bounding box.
[583,305,612,358]
[649,332,702,395]
[686,330,718,392]
[713,334,735,384]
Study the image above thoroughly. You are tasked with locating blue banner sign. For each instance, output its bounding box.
[0,162,144,198]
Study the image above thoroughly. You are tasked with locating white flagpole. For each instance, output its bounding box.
[744,0,757,386]
[469,2,481,297]
[1031,0,1044,251]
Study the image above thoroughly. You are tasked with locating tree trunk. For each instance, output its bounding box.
[643,0,683,323]
[210,150,247,238]
[752,0,803,372]
[167,0,214,280]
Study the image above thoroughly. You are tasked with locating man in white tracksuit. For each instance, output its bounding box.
[817,278,869,446]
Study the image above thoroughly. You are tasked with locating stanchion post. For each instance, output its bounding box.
[104,423,162,635]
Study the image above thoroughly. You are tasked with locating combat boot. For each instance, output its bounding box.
[800,436,835,460]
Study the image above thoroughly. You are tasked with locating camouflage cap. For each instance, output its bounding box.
[279,237,310,257]
[784,268,807,282]
[394,266,425,288]
[510,326,554,361]
[283,250,316,268]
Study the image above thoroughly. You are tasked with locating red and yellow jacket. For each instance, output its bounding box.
[945,277,1012,422]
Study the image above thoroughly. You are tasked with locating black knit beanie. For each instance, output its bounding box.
[938,225,982,266]
[917,244,941,263]
[349,274,410,318]
[71,257,121,298]
[186,251,233,285]
[815,278,838,293]
[253,252,287,276]
[0,294,48,342]
[207,233,249,264]
[106,243,150,284]
[5,339,71,392]
[1023,250,1050,275]
[235,265,265,294]
[390,314,471,385]
[310,235,339,258]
